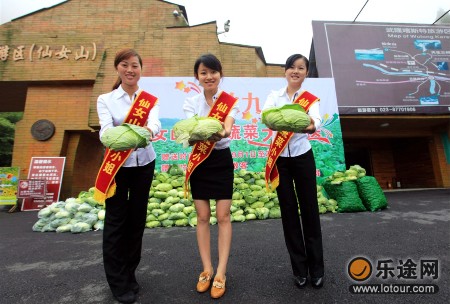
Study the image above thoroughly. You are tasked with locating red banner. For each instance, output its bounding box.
[264,91,319,191]
[185,91,238,196]
[94,90,158,204]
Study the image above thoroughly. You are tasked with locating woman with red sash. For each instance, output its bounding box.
[183,54,239,299]
[96,49,161,304]
[262,54,325,289]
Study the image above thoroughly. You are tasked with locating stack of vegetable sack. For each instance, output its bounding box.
[322,164,388,212]
[31,164,382,233]
[32,188,105,233]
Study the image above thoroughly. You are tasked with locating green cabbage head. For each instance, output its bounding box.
[173,115,223,147]
[262,104,311,132]
[101,123,151,151]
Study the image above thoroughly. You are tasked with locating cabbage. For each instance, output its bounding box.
[97,209,106,221]
[101,123,151,151]
[161,219,174,227]
[173,116,198,146]
[64,201,79,213]
[168,164,184,176]
[156,183,173,192]
[146,220,161,228]
[80,213,99,226]
[56,224,73,233]
[71,222,92,233]
[50,217,71,228]
[269,207,281,219]
[93,220,104,230]
[175,218,189,227]
[169,203,185,213]
[190,117,223,141]
[32,218,51,231]
[37,207,52,218]
[183,206,196,215]
[245,213,257,220]
[77,203,93,213]
[173,115,223,147]
[261,104,311,132]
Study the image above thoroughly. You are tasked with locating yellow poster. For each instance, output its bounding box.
[0,167,19,205]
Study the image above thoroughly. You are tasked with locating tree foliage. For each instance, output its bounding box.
[0,112,23,166]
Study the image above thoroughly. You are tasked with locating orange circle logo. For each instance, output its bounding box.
[348,257,372,281]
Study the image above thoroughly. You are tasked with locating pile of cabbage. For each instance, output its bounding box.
[32,188,105,233]
[32,164,354,233]
[326,164,367,184]
[101,123,151,151]
[145,165,281,228]
[261,104,311,132]
[144,164,342,229]
[173,116,223,147]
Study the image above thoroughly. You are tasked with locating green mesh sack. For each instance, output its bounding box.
[323,180,366,213]
[355,176,388,211]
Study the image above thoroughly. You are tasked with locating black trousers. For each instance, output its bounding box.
[276,149,324,278]
[103,161,155,296]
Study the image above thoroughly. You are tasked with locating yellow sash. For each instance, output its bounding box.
[185,91,238,197]
[264,90,319,191]
[93,90,158,204]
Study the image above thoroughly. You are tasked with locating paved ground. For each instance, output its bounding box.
[0,188,449,304]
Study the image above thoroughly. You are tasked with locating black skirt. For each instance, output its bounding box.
[189,147,234,200]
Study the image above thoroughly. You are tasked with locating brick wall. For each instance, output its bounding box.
[13,84,93,196]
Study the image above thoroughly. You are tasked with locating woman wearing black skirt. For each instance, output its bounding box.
[183,54,239,299]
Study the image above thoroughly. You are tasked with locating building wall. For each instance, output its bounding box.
[12,84,93,185]
[1,0,285,198]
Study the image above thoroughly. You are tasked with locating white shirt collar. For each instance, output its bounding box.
[112,85,141,100]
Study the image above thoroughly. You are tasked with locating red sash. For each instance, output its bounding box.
[184,91,238,197]
[264,90,319,192]
[93,90,158,204]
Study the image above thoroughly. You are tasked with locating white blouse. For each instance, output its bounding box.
[183,89,240,150]
[262,86,322,157]
[97,85,161,167]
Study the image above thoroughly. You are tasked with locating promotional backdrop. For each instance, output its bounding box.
[140,77,345,182]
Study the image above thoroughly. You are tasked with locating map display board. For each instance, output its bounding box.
[311,21,450,115]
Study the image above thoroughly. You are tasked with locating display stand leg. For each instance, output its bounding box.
[8,204,18,213]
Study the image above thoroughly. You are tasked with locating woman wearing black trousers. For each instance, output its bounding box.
[262,54,324,289]
[96,48,161,303]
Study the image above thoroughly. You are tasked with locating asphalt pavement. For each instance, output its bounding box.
[0,188,449,304]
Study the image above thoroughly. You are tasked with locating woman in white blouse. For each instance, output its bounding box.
[262,54,324,290]
[183,54,239,299]
[97,48,161,304]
